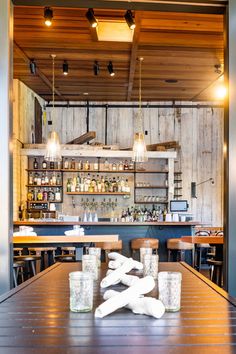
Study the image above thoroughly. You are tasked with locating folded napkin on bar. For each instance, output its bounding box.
[64,228,84,236]
[100,258,135,288]
[103,289,165,319]
[106,269,139,287]
[13,231,37,236]
[95,276,155,318]
[108,252,143,270]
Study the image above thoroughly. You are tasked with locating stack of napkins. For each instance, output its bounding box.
[64,227,84,236]
[14,226,37,236]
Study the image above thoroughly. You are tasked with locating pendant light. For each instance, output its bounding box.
[132,57,148,163]
[44,54,62,162]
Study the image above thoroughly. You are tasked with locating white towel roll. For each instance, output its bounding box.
[103,289,165,319]
[95,276,155,318]
[108,252,143,270]
[100,258,135,288]
[106,269,139,287]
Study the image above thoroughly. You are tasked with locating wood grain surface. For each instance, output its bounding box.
[13,235,119,244]
[0,262,235,353]
[181,236,224,244]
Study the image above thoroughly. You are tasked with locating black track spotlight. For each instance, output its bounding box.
[44,7,53,27]
[86,8,98,28]
[29,59,36,74]
[107,61,115,77]
[63,61,69,75]
[93,61,100,76]
[124,10,136,30]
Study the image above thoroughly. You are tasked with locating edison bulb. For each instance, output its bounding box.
[215,84,227,100]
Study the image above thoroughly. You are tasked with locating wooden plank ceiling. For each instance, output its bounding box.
[13,6,224,101]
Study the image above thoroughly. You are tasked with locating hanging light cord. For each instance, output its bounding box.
[51,54,56,124]
[138,57,143,132]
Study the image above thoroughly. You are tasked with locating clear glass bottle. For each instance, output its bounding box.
[112,162,117,171]
[118,161,123,171]
[124,160,129,170]
[42,159,47,169]
[71,158,76,170]
[67,179,72,192]
[55,188,61,201]
[28,173,33,185]
[64,158,69,169]
[104,159,110,171]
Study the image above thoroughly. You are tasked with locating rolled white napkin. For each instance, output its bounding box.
[95,276,155,318]
[103,289,165,319]
[108,252,143,270]
[106,269,139,287]
[100,258,135,288]
[64,229,84,236]
[13,231,37,236]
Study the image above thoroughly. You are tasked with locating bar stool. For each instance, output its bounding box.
[29,247,57,271]
[207,259,223,286]
[131,238,159,260]
[13,261,25,287]
[61,247,75,255]
[54,254,76,262]
[167,238,194,266]
[95,240,123,262]
[14,255,41,279]
[194,230,211,270]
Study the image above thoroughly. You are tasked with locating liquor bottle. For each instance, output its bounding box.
[64,158,69,169]
[33,189,37,201]
[27,190,33,201]
[28,173,33,185]
[71,158,76,170]
[129,160,134,170]
[48,188,55,201]
[55,188,61,201]
[94,159,99,170]
[42,159,47,169]
[56,174,61,185]
[118,161,123,171]
[124,160,129,170]
[36,175,42,186]
[43,188,48,201]
[112,162,117,171]
[33,158,38,169]
[33,173,38,185]
[41,173,45,185]
[84,160,90,171]
[78,160,83,170]
[37,189,43,201]
[67,179,72,192]
[52,172,57,185]
[125,179,130,193]
[50,161,54,169]
[104,159,110,171]
[45,172,49,185]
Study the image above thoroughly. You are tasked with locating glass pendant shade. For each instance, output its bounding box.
[44,131,62,162]
[132,132,148,162]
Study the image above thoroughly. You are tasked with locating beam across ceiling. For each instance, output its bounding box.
[12,0,227,14]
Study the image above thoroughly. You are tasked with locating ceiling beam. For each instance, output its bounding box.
[14,41,65,100]
[127,13,141,101]
[12,0,226,14]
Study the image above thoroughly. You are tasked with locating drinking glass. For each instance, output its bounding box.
[140,247,152,264]
[158,271,182,312]
[143,254,159,279]
[69,271,93,312]
[82,254,98,280]
[88,247,101,267]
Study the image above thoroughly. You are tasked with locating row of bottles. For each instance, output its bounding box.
[33,158,61,170]
[66,174,131,193]
[120,206,168,222]
[27,188,61,202]
[28,172,61,186]
[63,158,135,171]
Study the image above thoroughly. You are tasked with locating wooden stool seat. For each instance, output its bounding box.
[207,259,223,286]
[14,255,41,278]
[13,261,25,287]
[95,240,122,262]
[167,238,194,265]
[55,254,76,262]
[131,238,159,250]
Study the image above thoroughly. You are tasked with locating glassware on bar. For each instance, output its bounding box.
[82,254,98,280]
[143,254,159,279]
[140,247,152,264]
[69,271,93,312]
[158,271,182,312]
[88,247,101,267]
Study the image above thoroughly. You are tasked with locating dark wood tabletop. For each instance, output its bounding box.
[0,262,236,354]
[181,235,224,244]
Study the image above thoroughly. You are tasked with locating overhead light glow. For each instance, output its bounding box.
[107,61,115,77]
[86,8,98,28]
[63,61,69,75]
[124,10,136,30]
[44,7,53,27]
[215,83,227,100]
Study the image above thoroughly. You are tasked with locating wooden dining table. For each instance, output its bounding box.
[13,235,119,261]
[0,261,236,353]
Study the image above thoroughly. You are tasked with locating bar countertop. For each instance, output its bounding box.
[14,220,200,226]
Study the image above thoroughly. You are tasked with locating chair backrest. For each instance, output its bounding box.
[131,238,159,250]
[216,230,224,236]
[195,230,210,236]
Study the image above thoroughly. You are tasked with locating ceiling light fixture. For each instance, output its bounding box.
[86,8,98,28]
[93,61,100,76]
[29,59,36,75]
[63,61,69,75]
[44,7,53,27]
[107,61,115,77]
[124,10,136,30]
[132,57,148,163]
[45,54,62,162]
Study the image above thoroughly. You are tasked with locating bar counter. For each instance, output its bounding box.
[14,221,199,262]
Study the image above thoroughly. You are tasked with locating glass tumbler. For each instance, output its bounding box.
[140,247,152,264]
[158,271,182,312]
[143,254,159,279]
[82,254,98,280]
[69,271,93,312]
[88,247,101,267]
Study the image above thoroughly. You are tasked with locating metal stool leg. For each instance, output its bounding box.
[30,261,36,276]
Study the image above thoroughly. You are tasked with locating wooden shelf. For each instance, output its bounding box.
[135,186,168,189]
[134,201,168,204]
[26,169,62,172]
[27,200,61,203]
[65,192,130,195]
[26,185,62,187]
[135,170,168,174]
[61,169,135,173]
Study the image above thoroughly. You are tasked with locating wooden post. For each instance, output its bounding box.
[0,0,13,293]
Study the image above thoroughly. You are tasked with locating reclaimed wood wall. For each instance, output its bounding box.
[13,79,224,225]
